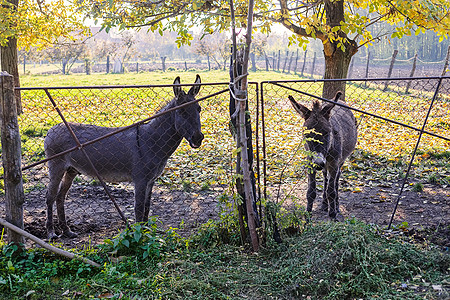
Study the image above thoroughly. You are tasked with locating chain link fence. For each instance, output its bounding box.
[1,76,449,248]
[1,80,262,246]
[258,77,450,231]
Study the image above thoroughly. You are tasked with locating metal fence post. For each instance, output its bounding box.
[0,72,25,246]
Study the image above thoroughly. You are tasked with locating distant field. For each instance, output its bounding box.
[19,70,305,87]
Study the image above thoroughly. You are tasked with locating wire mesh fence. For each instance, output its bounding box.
[0,76,449,248]
[1,79,261,246]
[258,77,450,230]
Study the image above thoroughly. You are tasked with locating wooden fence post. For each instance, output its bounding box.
[293,49,299,74]
[441,45,450,76]
[310,52,316,79]
[277,50,281,71]
[282,50,288,73]
[364,51,371,86]
[287,51,294,74]
[405,53,418,94]
[0,72,25,246]
[384,49,398,91]
[301,50,307,77]
[272,52,276,71]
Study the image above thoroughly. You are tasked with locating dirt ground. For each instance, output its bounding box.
[1,171,447,250]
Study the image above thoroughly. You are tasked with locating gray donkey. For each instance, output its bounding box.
[289,92,357,220]
[44,75,204,239]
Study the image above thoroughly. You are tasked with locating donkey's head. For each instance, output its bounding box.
[173,75,204,148]
[289,92,342,170]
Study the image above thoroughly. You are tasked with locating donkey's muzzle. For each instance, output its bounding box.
[189,132,204,148]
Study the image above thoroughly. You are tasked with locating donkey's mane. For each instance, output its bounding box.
[146,97,178,126]
[311,100,322,114]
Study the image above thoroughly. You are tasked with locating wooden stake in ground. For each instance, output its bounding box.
[384,49,398,91]
[1,72,25,246]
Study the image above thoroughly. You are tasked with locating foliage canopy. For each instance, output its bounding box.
[76,0,450,50]
[0,0,88,49]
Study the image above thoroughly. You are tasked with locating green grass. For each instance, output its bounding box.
[19,70,304,87]
[0,220,448,299]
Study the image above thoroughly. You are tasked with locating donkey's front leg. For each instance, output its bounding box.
[134,178,155,223]
[143,181,155,223]
[306,169,317,213]
[320,169,329,211]
[325,167,341,220]
[134,179,147,223]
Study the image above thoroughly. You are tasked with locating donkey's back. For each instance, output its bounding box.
[45,122,135,182]
[329,100,357,163]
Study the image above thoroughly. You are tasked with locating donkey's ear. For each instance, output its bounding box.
[173,76,182,98]
[289,95,311,120]
[188,74,201,96]
[321,103,336,120]
[334,91,343,102]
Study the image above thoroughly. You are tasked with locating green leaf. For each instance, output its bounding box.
[134,230,142,242]
[121,239,130,248]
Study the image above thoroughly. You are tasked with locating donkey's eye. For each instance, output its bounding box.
[197,106,201,112]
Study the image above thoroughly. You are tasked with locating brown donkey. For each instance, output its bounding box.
[289,92,357,220]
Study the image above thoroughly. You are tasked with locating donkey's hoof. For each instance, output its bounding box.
[331,213,344,222]
[47,232,59,241]
[62,230,78,239]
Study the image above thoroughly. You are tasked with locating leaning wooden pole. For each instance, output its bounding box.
[229,0,247,245]
[238,0,259,251]
[229,0,259,251]
[0,72,25,247]
[0,217,101,268]
[441,45,450,77]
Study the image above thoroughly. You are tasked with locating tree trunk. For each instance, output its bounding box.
[1,31,22,114]
[85,59,91,75]
[321,0,357,99]
[106,56,110,73]
[250,53,256,72]
[62,59,67,75]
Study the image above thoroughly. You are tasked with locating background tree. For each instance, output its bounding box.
[0,0,88,110]
[193,33,225,70]
[40,41,88,75]
[77,0,450,98]
[90,39,120,73]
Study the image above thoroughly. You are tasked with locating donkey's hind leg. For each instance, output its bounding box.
[56,167,79,238]
[306,169,317,214]
[320,169,329,211]
[46,160,66,240]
